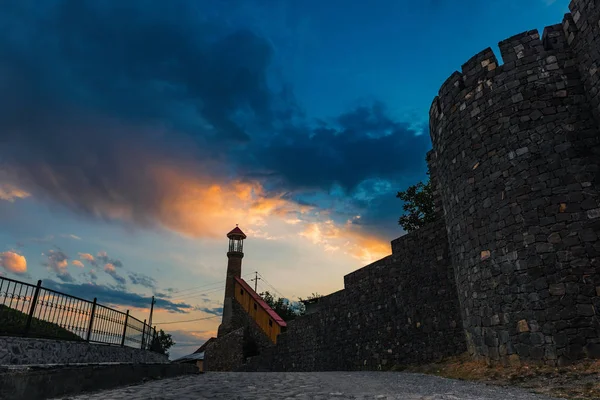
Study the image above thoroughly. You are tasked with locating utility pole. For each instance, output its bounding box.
[250,271,261,293]
[148,296,155,330]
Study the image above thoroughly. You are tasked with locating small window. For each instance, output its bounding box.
[269,320,273,327]
[253,303,257,310]
[240,289,244,295]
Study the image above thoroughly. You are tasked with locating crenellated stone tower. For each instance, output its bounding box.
[428,0,600,365]
[217,225,246,338]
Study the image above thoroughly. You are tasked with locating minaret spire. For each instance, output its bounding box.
[217,225,247,337]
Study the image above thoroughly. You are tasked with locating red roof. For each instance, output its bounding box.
[234,276,287,327]
[227,226,247,239]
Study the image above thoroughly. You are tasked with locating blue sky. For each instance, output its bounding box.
[0,0,570,359]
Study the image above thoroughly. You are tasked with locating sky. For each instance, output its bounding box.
[0,0,571,359]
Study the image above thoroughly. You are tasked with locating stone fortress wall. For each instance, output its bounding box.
[240,219,466,371]
[429,0,600,364]
[209,0,600,371]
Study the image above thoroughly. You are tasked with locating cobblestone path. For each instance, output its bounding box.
[56,372,561,400]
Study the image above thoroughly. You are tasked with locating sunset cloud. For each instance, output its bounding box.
[300,220,390,264]
[42,249,74,282]
[96,251,123,268]
[104,263,126,285]
[149,166,314,239]
[0,251,27,274]
[42,249,68,271]
[79,253,94,263]
[0,184,30,202]
[72,260,84,268]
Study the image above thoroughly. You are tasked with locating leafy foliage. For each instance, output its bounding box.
[150,329,175,356]
[259,291,304,322]
[298,293,322,302]
[396,169,437,232]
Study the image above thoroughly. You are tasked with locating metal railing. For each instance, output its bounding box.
[0,276,158,351]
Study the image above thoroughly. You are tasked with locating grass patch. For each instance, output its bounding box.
[403,353,600,400]
[0,304,83,341]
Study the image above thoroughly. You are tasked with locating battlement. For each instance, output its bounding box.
[431,0,600,150]
[427,0,600,366]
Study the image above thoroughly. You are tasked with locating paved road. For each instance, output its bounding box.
[56,372,562,400]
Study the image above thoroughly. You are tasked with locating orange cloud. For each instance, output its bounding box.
[72,260,84,268]
[104,263,116,272]
[0,184,30,202]
[150,166,313,238]
[79,253,94,262]
[300,220,390,264]
[0,251,27,274]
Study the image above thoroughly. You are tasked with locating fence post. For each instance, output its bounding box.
[121,310,129,347]
[24,280,42,336]
[86,298,97,342]
[141,319,147,350]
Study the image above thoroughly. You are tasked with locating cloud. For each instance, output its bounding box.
[42,249,69,272]
[79,253,94,263]
[300,219,390,264]
[0,0,281,232]
[57,271,75,282]
[253,102,430,193]
[96,251,123,268]
[0,184,30,202]
[72,260,84,268]
[128,272,157,289]
[85,269,98,282]
[193,306,223,317]
[61,234,81,240]
[43,279,194,313]
[0,0,426,258]
[0,251,27,274]
[104,263,126,285]
[42,249,76,281]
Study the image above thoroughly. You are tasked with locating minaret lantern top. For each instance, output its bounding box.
[226,225,246,253]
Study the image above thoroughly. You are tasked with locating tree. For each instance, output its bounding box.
[150,329,175,357]
[297,293,322,302]
[259,291,304,322]
[396,168,437,232]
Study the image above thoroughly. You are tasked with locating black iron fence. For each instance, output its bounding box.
[0,276,157,351]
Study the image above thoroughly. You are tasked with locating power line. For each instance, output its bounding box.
[173,285,225,301]
[257,272,286,299]
[154,315,220,325]
[166,273,254,295]
[168,279,225,294]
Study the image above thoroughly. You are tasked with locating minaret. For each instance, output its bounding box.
[217,225,246,337]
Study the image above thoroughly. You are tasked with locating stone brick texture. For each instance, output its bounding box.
[0,337,168,365]
[205,301,273,371]
[566,0,600,124]
[204,328,245,372]
[429,0,600,365]
[242,219,466,371]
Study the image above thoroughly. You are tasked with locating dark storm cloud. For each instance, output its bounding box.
[0,0,430,235]
[255,102,431,192]
[44,280,194,314]
[0,0,278,225]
